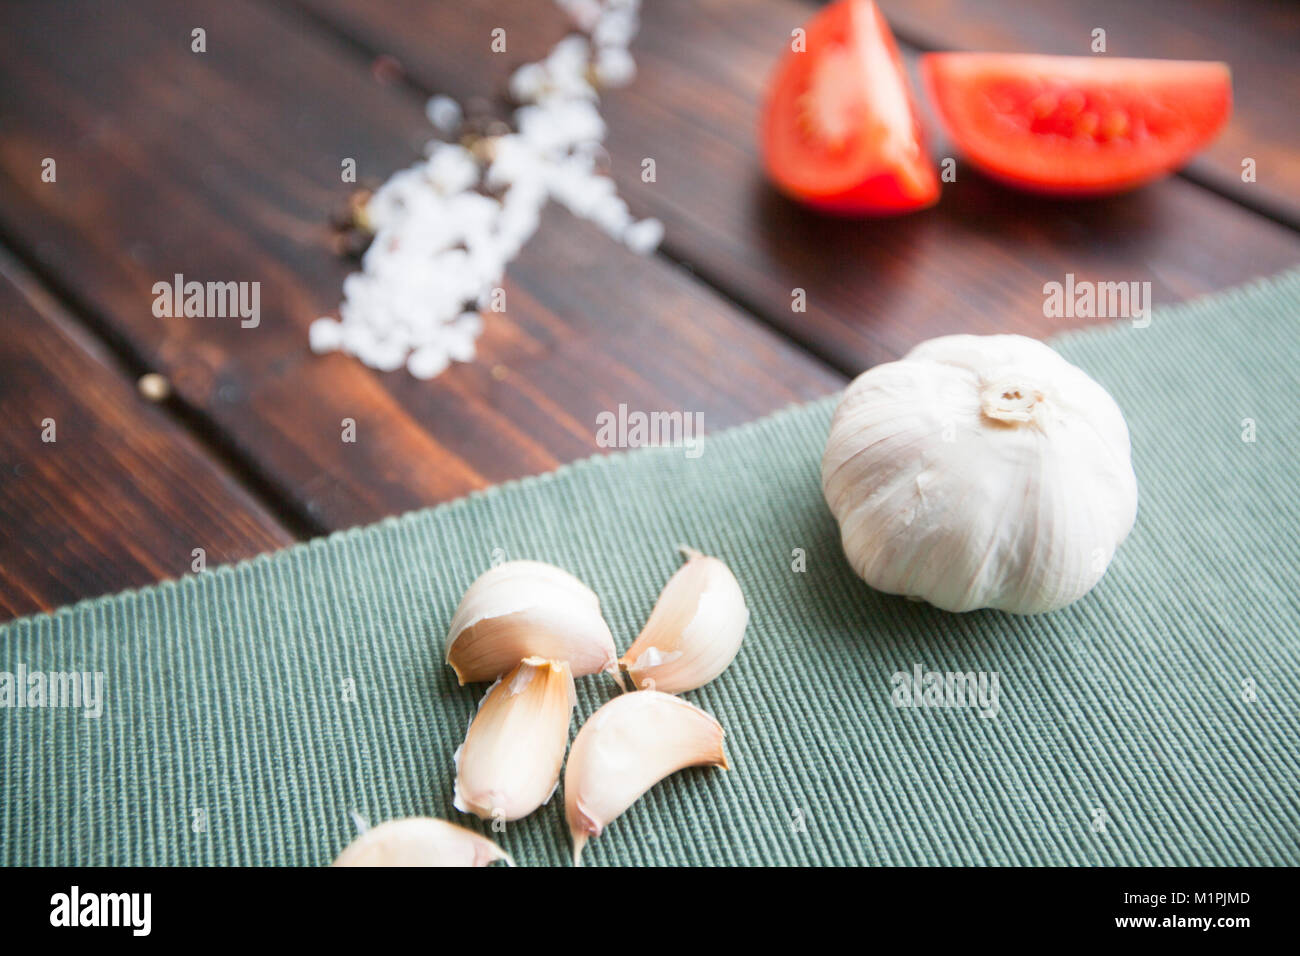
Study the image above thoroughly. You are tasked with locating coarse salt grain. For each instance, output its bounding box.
[322,0,653,381]
[425,95,463,134]
[590,195,632,237]
[426,144,480,195]
[593,8,638,48]
[309,316,344,353]
[623,217,664,255]
[558,0,604,32]
[408,345,451,380]
[508,63,547,103]
[594,46,636,86]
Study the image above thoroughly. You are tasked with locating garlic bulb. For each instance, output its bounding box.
[445,560,621,684]
[332,817,513,867]
[619,548,749,693]
[564,690,728,865]
[822,334,1138,614]
[454,657,576,821]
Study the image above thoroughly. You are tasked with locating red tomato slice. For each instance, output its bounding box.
[761,0,939,215]
[921,53,1231,195]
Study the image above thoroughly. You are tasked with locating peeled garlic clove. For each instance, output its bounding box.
[822,333,1139,614]
[331,817,513,867]
[619,548,748,693]
[454,657,576,822]
[445,560,620,684]
[564,690,728,865]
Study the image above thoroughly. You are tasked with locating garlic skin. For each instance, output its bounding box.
[564,690,728,865]
[455,657,576,822]
[822,334,1138,614]
[619,548,749,693]
[332,817,513,867]
[445,560,620,684]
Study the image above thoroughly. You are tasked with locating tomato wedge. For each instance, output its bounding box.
[922,53,1231,195]
[761,0,939,215]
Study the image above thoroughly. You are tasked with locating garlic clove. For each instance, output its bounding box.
[619,548,749,694]
[331,817,513,867]
[445,560,621,685]
[454,657,577,822]
[564,690,728,865]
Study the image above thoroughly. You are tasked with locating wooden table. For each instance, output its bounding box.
[2,0,1297,621]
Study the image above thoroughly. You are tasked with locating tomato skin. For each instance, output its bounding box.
[761,0,939,216]
[921,53,1232,196]
[797,170,934,216]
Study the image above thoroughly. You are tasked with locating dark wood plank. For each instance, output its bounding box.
[0,251,297,621]
[0,0,842,537]
[876,0,1300,228]
[293,0,1300,371]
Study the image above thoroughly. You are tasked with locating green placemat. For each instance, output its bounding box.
[4,272,1299,866]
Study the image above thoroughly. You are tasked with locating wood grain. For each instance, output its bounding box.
[0,0,842,544]
[0,252,296,621]
[5,0,1295,618]
[293,0,1300,372]
[876,0,1300,228]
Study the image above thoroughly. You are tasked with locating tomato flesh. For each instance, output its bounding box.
[761,0,939,215]
[922,53,1231,195]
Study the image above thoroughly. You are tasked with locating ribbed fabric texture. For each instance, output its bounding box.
[3,272,1299,866]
